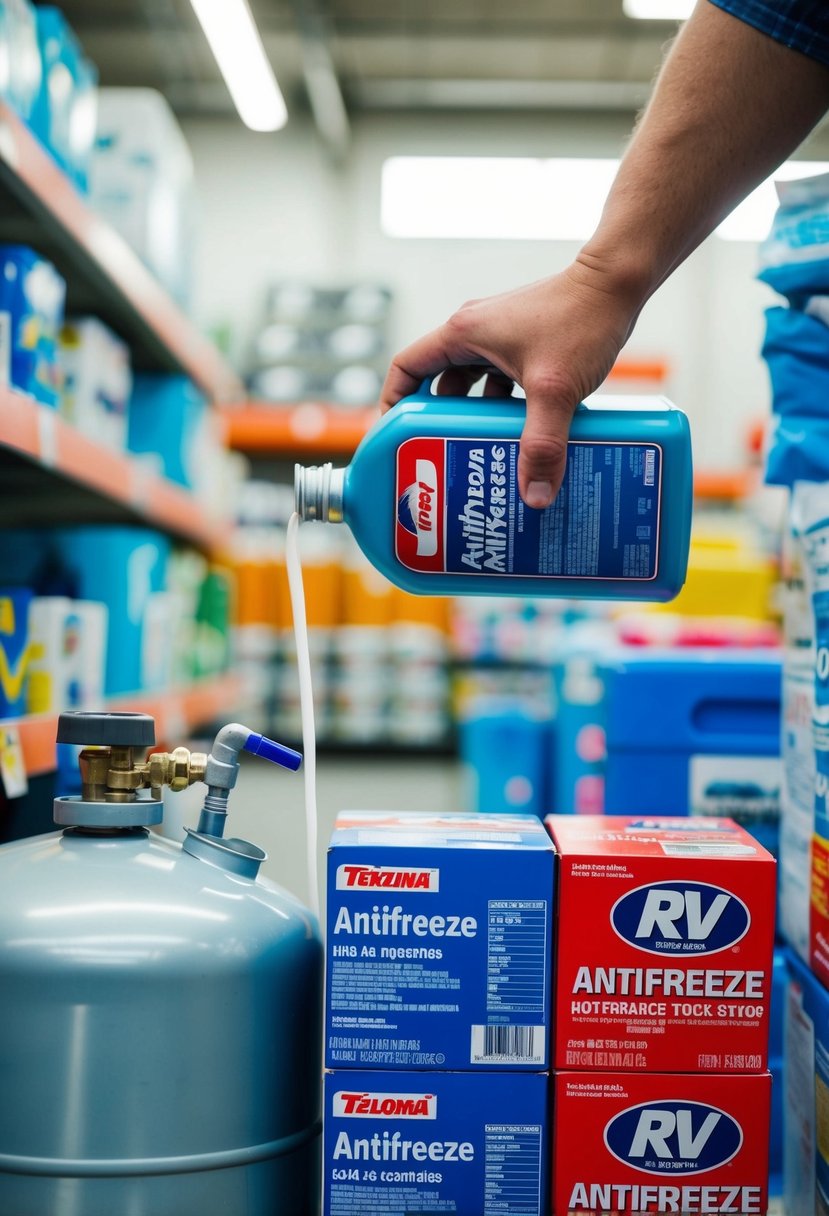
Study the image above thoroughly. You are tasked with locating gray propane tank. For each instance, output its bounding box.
[0,711,323,1216]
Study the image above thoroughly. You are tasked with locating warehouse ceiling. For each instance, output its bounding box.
[56,0,674,124]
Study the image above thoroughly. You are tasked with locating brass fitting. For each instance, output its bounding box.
[146,748,208,793]
[78,745,208,802]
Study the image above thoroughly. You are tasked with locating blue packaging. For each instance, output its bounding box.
[0,588,33,716]
[459,702,550,817]
[762,306,829,488]
[783,949,829,1214]
[323,1069,548,1216]
[601,648,782,855]
[326,811,554,1071]
[128,374,207,489]
[52,526,170,695]
[0,0,41,123]
[31,7,97,192]
[297,387,693,601]
[0,244,65,406]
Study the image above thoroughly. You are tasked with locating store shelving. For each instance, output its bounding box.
[0,101,243,402]
[5,672,242,779]
[0,388,231,554]
[223,401,378,457]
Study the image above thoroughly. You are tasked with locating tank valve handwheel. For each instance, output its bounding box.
[57,711,157,749]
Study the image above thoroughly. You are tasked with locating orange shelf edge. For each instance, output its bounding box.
[6,673,243,778]
[0,103,243,404]
[0,389,231,554]
[222,403,378,456]
[693,468,758,501]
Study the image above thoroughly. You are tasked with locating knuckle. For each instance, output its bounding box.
[520,431,569,471]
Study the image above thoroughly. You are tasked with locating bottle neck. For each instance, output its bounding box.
[294,462,345,523]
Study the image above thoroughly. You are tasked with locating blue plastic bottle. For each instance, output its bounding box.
[294,383,693,601]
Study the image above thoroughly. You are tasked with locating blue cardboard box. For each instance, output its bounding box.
[326,811,554,1071]
[601,648,782,854]
[323,1069,548,1216]
[784,950,829,1214]
[0,244,65,406]
[31,7,97,191]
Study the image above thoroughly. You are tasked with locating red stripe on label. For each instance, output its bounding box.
[395,437,446,572]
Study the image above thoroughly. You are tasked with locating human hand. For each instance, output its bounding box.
[379,258,643,508]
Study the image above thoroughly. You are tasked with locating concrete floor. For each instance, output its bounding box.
[160,752,465,919]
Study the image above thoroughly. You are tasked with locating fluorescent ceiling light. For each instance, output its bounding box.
[189,0,287,132]
[381,157,620,241]
[623,0,695,18]
[716,161,829,241]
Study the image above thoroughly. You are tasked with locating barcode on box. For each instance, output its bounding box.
[644,448,655,487]
[470,1024,545,1065]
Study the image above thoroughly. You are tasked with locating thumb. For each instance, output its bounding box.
[517,379,579,509]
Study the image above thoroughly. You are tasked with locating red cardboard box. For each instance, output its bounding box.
[546,816,776,1073]
[552,1070,770,1215]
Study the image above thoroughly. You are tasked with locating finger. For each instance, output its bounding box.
[379,326,459,412]
[517,378,579,509]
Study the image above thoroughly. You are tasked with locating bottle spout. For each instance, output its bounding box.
[294,462,345,523]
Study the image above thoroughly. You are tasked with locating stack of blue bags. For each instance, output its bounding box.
[762,172,829,486]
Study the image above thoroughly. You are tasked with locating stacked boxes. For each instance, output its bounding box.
[323,811,554,1215]
[546,815,775,1215]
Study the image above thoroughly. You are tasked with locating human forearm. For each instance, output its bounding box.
[581,0,829,308]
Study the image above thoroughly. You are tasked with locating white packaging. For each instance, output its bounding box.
[72,600,107,708]
[60,317,131,451]
[90,88,194,307]
[26,596,73,714]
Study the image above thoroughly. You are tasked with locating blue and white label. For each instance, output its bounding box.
[611,881,750,955]
[444,438,661,580]
[604,1100,743,1175]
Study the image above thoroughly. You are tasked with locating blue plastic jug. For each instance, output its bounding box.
[295,383,692,601]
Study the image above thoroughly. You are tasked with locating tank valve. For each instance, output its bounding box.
[53,712,302,837]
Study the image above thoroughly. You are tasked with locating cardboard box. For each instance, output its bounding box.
[323,1069,548,1216]
[784,949,829,1215]
[552,1069,770,1215]
[326,811,554,1071]
[547,815,776,1073]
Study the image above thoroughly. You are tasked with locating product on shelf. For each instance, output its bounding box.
[600,648,782,855]
[0,587,34,716]
[784,949,828,1213]
[322,1070,547,1216]
[460,701,550,817]
[552,1069,770,1216]
[59,316,131,450]
[325,811,554,1072]
[0,244,65,406]
[127,374,208,489]
[0,0,41,124]
[251,281,392,408]
[26,596,107,713]
[546,815,776,1074]
[31,6,97,192]
[90,88,195,307]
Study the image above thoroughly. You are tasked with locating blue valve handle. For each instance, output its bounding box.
[243,732,302,771]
